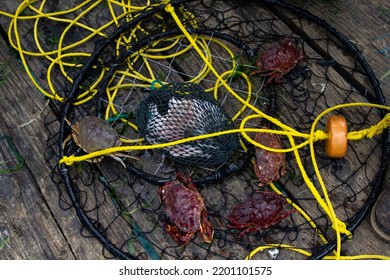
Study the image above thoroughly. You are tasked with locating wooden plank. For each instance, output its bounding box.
[0,121,69,259]
[0,0,389,260]
[0,0,163,259]
[0,36,108,259]
[287,0,389,100]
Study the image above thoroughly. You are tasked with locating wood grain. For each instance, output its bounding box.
[0,0,389,259]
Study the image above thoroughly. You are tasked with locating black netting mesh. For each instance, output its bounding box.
[135,82,240,167]
[4,0,388,259]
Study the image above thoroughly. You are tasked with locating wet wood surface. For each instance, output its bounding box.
[0,0,389,259]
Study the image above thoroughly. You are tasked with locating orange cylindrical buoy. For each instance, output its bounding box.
[325,115,348,158]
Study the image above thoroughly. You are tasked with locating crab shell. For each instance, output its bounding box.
[71,116,121,152]
[251,38,306,87]
[254,129,286,187]
[159,174,214,245]
[228,190,294,238]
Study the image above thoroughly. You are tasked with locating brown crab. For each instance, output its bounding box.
[64,116,136,167]
[158,173,214,245]
[228,190,294,238]
[250,38,307,87]
[254,129,286,187]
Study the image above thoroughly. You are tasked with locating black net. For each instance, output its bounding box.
[4,0,389,259]
[135,82,240,168]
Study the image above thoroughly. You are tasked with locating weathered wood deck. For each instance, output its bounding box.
[0,0,389,259]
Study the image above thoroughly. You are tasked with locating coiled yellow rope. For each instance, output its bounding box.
[1,0,389,260]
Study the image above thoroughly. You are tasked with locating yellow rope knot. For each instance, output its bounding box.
[313,130,328,141]
[59,155,75,166]
[164,3,175,14]
[332,220,353,239]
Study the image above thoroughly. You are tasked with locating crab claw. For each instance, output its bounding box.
[199,208,214,243]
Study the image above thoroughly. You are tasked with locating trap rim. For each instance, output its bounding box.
[56,0,390,260]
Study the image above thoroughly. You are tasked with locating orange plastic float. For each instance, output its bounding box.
[325,115,348,158]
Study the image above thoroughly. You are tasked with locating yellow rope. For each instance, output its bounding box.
[269,183,332,246]
[349,112,390,140]
[245,244,390,260]
[2,0,390,260]
[0,0,176,103]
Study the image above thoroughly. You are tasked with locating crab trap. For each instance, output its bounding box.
[4,0,390,259]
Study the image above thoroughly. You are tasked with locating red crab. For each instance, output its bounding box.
[159,173,214,245]
[228,191,294,238]
[250,38,306,87]
[254,129,286,187]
